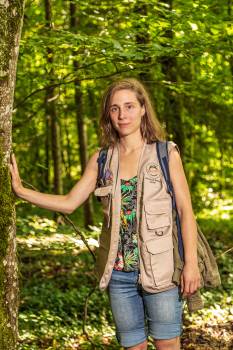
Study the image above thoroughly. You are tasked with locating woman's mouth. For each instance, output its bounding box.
[119,123,130,127]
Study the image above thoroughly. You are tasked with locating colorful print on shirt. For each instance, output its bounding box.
[113,175,139,271]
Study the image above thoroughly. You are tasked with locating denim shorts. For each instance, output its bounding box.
[107,269,184,348]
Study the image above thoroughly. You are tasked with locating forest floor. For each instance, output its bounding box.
[16,215,233,350]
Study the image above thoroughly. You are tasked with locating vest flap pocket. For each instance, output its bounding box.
[144,235,174,287]
[94,185,112,197]
[144,200,170,214]
[146,235,173,254]
[144,202,170,230]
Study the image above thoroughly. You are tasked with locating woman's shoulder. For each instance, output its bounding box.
[166,140,180,156]
[86,148,105,171]
[150,139,180,156]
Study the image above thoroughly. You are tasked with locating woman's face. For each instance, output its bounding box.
[109,89,145,138]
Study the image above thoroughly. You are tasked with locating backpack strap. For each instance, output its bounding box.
[96,147,108,188]
[156,141,184,262]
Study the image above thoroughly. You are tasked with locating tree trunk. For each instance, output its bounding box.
[228,0,233,77]
[158,0,185,156]
[133,0,152,85]
[87,88,99,139]
[69,0,94,228]
[63,117,72,182]
[44,94,51,190]
[44,0,63,196]
[0,1,25,348]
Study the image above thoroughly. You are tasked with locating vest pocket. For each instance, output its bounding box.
[145,235,174,287]
[144,200,171,236]
[94,185,112,227]
[94,185,112,197]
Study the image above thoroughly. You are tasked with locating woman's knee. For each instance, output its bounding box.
[154,336,180,350]
[126,339,147,350]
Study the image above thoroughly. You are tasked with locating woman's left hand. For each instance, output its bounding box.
[180,262,201,297]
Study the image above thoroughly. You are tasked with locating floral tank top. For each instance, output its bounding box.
[113,175,139,271]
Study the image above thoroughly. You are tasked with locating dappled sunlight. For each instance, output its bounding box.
[16,215,233,349]
[183,300,233,348]
[199,197,233,221]
[17,233,99,249]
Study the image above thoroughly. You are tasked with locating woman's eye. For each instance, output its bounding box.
[110,107,117,113]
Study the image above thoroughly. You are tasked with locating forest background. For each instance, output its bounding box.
[9,0,233,349]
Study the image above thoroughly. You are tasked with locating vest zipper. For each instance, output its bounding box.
[107,193,112,228]
[135,141,146,286]
[136,222,142,285]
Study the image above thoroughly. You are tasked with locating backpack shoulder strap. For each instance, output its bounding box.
[156,141,184,262]
[156,141,173,196]
[96,147,108,187]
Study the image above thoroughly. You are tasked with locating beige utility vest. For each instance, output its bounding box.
[94,140,179,293]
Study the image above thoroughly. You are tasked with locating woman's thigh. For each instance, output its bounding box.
[142,286,184,340]
[108,269,147,348]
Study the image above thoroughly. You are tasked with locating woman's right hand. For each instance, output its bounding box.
[7,149,99,214]
[9,153,24,196]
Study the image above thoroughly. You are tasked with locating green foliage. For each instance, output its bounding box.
[16,215,233,349]
[12,0,232,208]
[10,0,233,348]
[17,220,116,349]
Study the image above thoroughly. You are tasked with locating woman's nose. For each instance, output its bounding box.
[118,108,125,119]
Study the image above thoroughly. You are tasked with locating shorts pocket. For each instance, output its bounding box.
[145,235,174,287]
[144,200,171,236]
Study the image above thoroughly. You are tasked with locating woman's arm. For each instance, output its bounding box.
[9,151,99,215]
[169,147,201,297]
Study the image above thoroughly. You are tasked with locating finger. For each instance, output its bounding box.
[10,153,15,165]
[184,280,192,295]
[180,274,184,293]
[12,153,17,167]
[9,163,15,175]
[189,281,199,295]
[9,165,16,182]
[182,279,188,297]
[188,282,196,294]
[193,280,200,293]
[12,154,20,176]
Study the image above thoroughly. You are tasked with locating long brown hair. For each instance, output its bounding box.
[99,77,166,147]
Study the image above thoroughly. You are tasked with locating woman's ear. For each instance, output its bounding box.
[141,104,146,117]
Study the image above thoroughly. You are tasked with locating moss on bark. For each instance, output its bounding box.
[0,1,25,347]
[0,1,24,77]
[0,149,16,348]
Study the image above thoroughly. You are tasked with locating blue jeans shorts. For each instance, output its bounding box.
[107,269,184,348]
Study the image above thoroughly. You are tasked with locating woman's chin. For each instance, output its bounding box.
[118,130,131,137]
[118,128,140,138]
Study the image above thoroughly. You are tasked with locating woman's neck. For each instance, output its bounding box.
[118,134,145,154]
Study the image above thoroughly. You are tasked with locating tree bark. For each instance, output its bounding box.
[63,117,72,182]
[44,0,63,196]
[0,1,25,348]
[158,0,185,156]
[133,0,152,85]
[45,105,51,189]
[69,0,94,228]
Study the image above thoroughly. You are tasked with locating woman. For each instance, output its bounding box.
[10,78,201,350]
